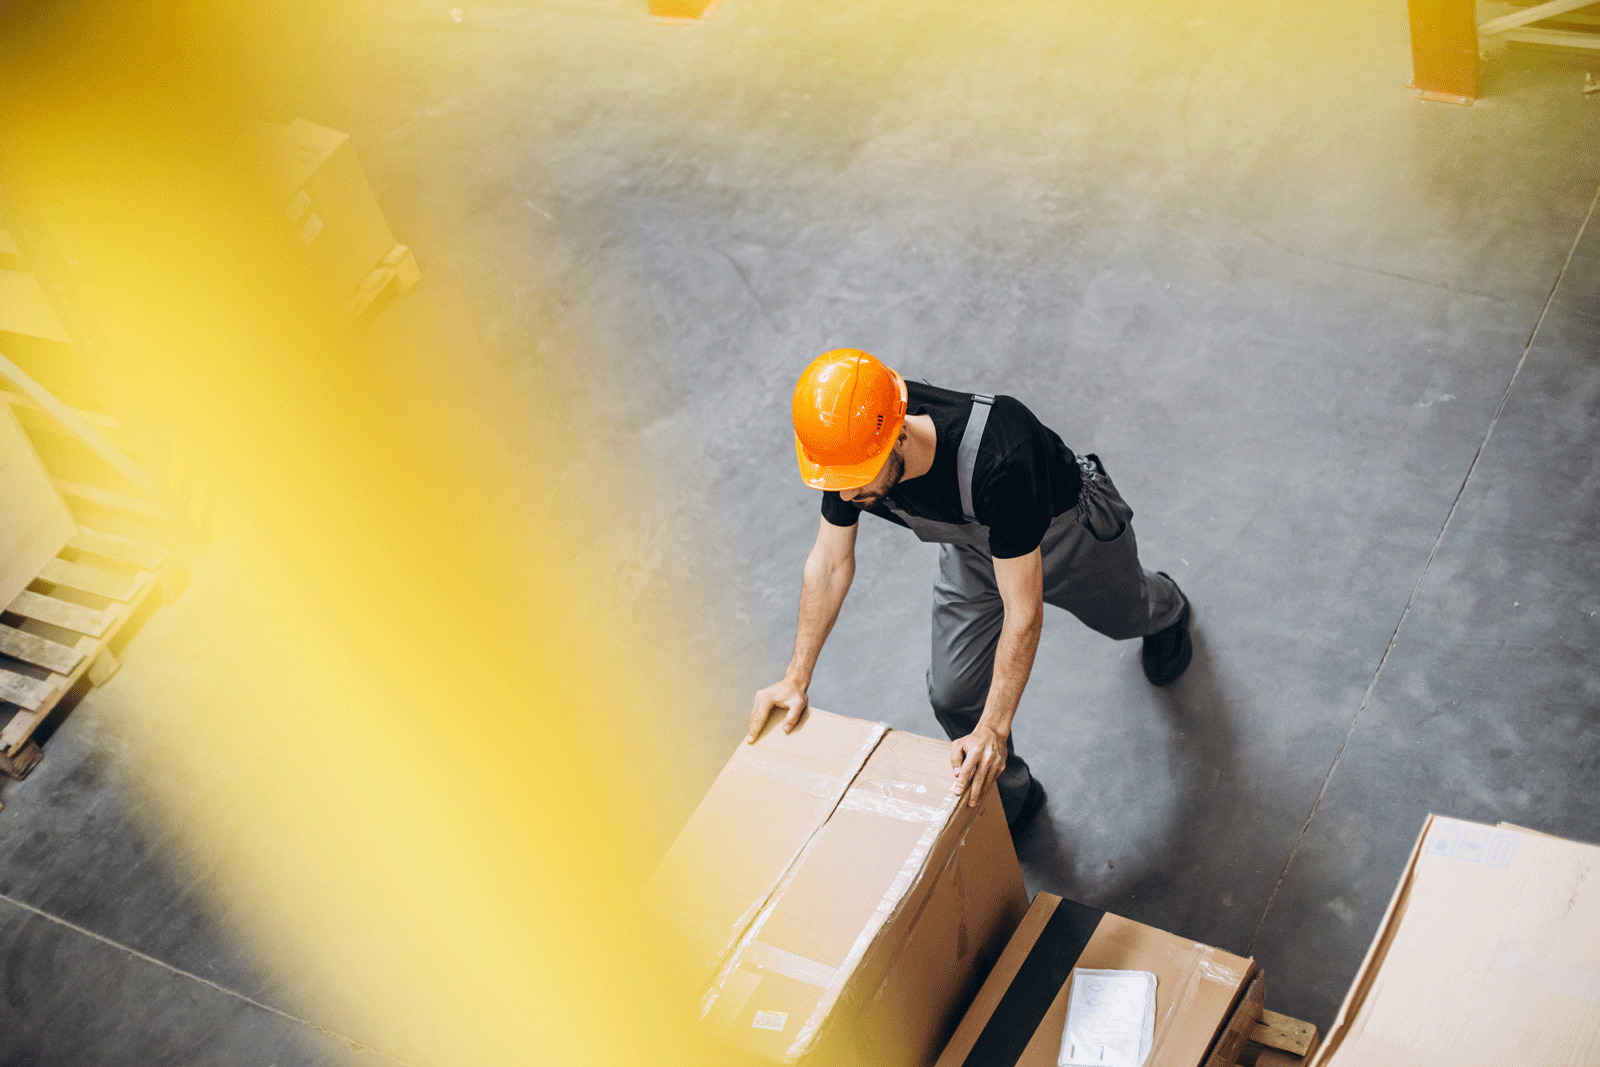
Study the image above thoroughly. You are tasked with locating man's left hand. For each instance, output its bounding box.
[950,723,1008,809]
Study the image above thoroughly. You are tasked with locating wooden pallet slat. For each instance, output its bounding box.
[36,557,144,602]
[69,525,169,570]
[7,589,114,637]
[1252,1008,1317,1057]
[1201,971,1319,1067]
[0,741,43,778]
[0,529,182,779]
[0,709,41,750]
[1252,1051,1310,1067]
[0,624,84,674]
[87,648,119,687]
[0,667,55,713]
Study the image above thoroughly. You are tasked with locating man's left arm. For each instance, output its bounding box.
[951,547,1043,808]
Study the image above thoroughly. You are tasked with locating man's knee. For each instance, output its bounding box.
[926,662,987,722]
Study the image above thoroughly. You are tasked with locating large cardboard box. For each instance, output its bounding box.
[1313,815,1600,1067]
[934,892,1256,1067]
[650,709,1029,1066]
[0,266,101,406]
[0,404,75,609]
[256,119,398,310]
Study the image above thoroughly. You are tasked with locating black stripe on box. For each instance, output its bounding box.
[960,898,1105,1067]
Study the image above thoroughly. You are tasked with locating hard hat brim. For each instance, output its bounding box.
[795,416,904,491]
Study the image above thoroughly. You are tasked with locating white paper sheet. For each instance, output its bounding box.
[1058,968,1156,1067]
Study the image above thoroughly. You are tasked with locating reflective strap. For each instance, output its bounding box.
[957,394,994,524]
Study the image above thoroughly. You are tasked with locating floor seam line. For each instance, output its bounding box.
[1243,181,1600,958]
[1250,229,1523,304]
[0,890,418,1067]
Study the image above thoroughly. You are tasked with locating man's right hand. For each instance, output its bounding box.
[748,679,809,743]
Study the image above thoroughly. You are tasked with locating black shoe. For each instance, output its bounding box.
[1008,778,1047,831]
[1141,574,1192,687]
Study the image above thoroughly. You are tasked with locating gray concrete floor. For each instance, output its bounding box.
[3,1,1599,1063]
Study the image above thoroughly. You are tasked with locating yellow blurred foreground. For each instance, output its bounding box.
[1,2,744,1063]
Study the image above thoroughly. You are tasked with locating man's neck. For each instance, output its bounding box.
[901,414,937,481]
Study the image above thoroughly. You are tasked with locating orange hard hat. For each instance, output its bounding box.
[792,349,908,491]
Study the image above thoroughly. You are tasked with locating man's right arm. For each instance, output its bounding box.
[747,515,858,742]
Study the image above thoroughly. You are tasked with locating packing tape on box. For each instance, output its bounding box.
[1197,949,1244,984]
[736,748,860,799]
[837,789,950,823]
[867,820,977,1006]
[786,790,960,1061]
[701,822,832,1022]
[743,941,840,988]
[701,726,888,1023]
[701,942,841,1039]
[703,969,762,1036]
[958,897,1107,1067]
[1158,944,1213,1054]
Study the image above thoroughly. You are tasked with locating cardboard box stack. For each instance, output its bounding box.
[1312,815,1600,1067]
[934,892,1257,1067]
[650,709,1029,1067]
[255,119,416,318]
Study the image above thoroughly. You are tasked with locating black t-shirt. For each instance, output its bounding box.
[820,382,1083,559]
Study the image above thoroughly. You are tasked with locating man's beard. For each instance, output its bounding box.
[851,449,905,509]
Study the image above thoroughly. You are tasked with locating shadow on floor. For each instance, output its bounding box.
[1014,623,1270,951]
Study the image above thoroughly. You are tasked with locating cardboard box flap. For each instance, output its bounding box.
[649,709,888,988]
[1315,815,1600,1067]
[1063,914,1253,1065]
[703,729,968,1063]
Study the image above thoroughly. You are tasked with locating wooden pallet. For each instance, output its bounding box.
[1206,975,1320,1067]
[0,525,186,779]
[340,242,420,329]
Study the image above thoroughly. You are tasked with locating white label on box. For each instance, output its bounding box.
[752,1010,787,1032]
[297,212,323,247]
[1059,970,1156,1067]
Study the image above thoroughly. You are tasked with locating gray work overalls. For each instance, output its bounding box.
[880,394,1186,821]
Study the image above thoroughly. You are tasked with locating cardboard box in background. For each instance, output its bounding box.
[649,709,1029,1067]
[0,259,102,409]
[1313,815,1600,1067]
[0,404,75,608]
[256,119,397,311]
[934,892,1256,1067]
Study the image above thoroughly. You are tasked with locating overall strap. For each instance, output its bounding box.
[957,394,994,524]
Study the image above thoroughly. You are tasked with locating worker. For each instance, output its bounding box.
[748,349,1193,831]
